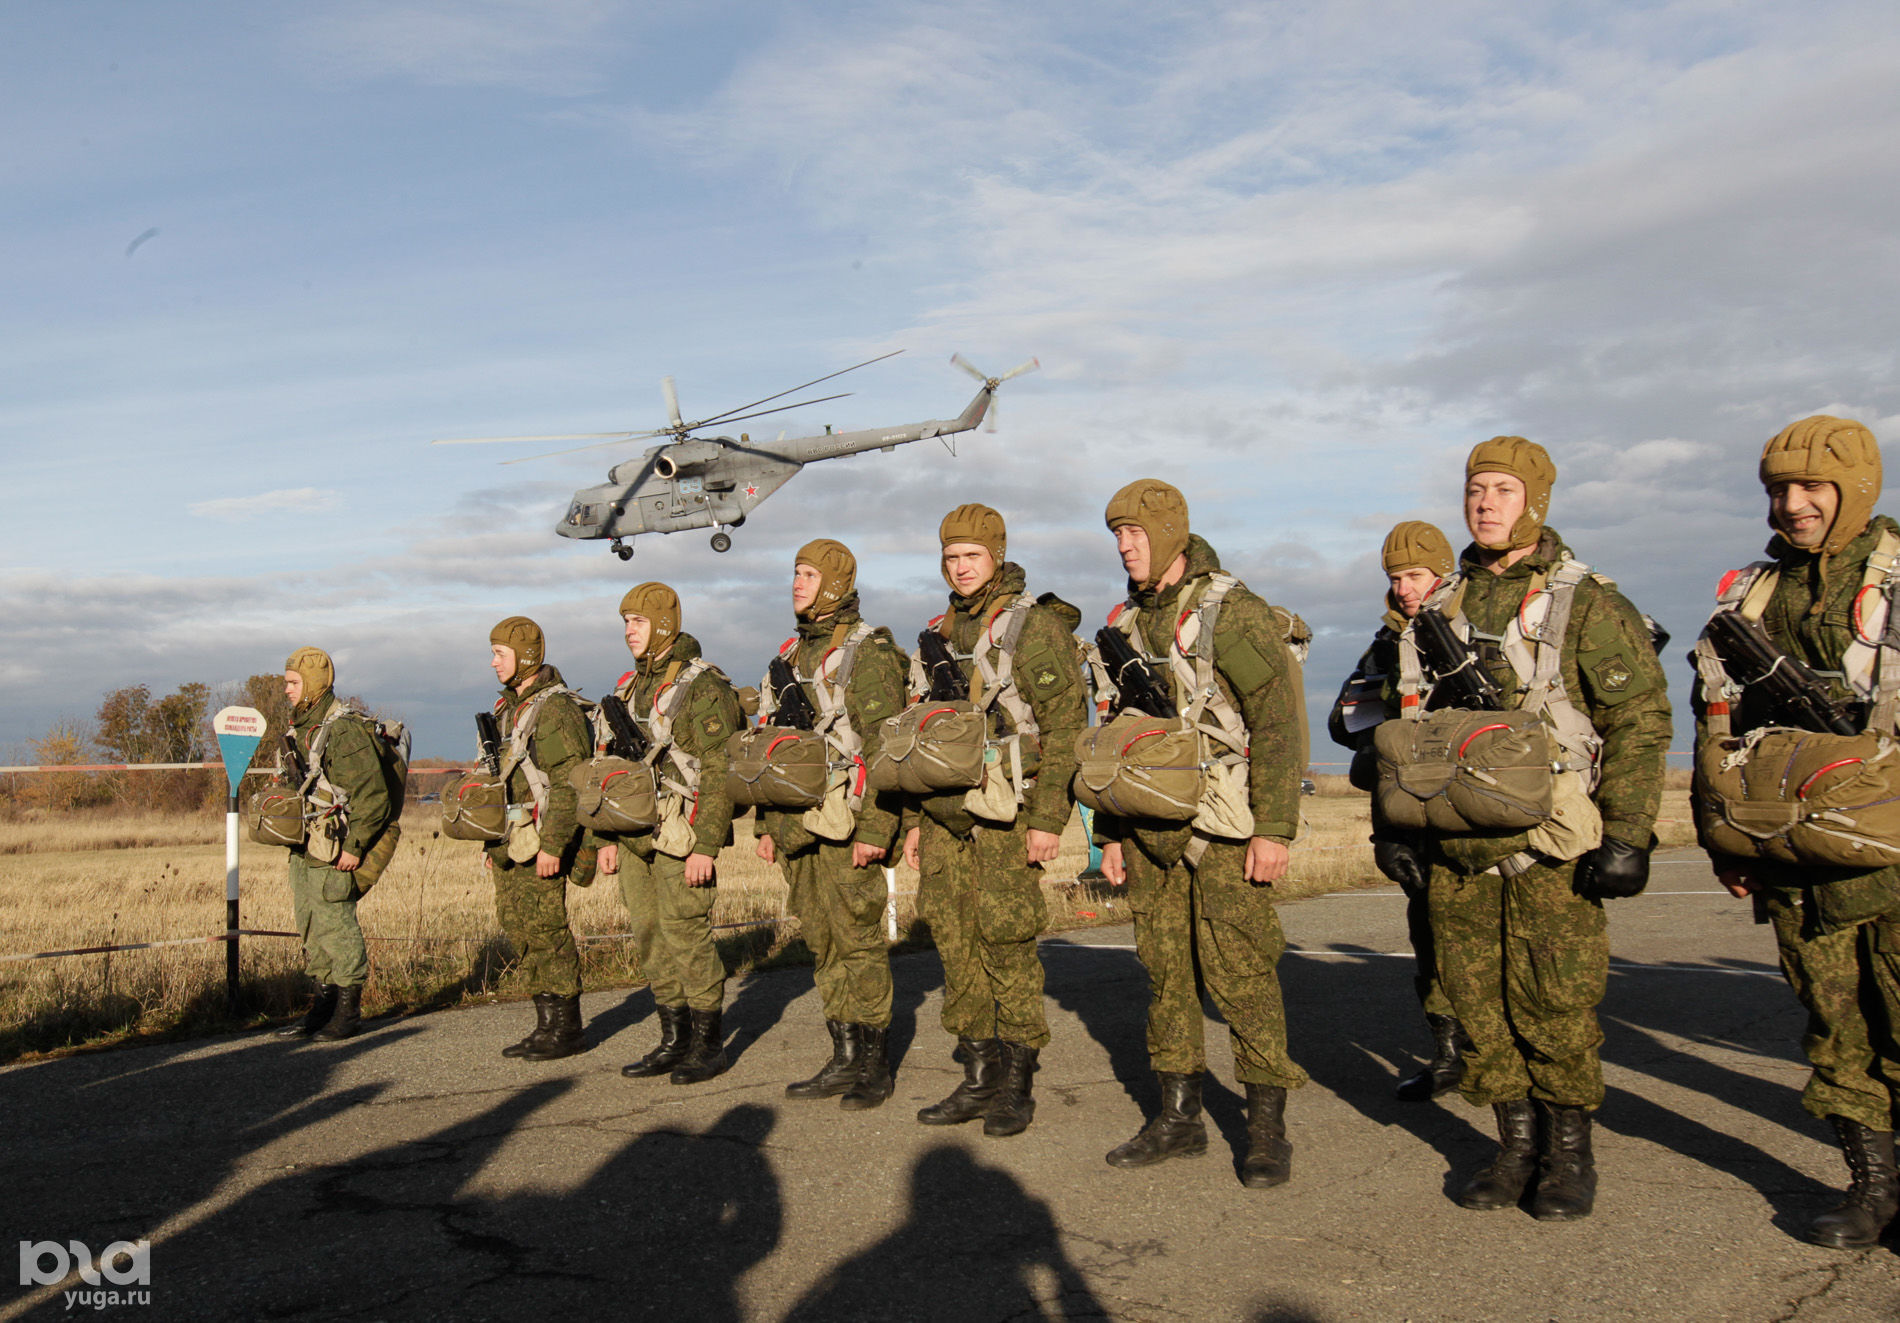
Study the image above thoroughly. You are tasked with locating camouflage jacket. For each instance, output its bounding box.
[491,664,590,861]
[1100,535,1308,859]
[756,598,907,856]
[1692,513,1900,931]
[1326,617,1402,751]
[913,561,1088,838]
[1397,528,1671,872]
[291,691,393,857]
[611,632,744,857]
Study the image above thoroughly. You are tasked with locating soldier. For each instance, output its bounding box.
[598,583,745,1085]
[1328,522,1471,1100]
[1383,438,1669,1221]
[1095,480,1310,1187]
[276,646,395,1042]
[1692,417,1900,1248]
[756,539,908,1110]
[486,616,596,1061]
[899,504,1087,1137]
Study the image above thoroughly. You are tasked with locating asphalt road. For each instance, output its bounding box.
[6,845,1899,1321]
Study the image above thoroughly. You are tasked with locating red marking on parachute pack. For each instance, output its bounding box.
[1717,569,1742,599]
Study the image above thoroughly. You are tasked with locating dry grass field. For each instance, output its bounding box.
[0,787,1698,1061]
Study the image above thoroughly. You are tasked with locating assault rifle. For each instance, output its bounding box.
[281,729,309,785]
[916,628,969,702]
[474,711,504,775]
[1703,610,1861,737]
[1412,608,1505,711]
[766,655,819,730]
[1095,627,1178,719]
[599,694,650,759]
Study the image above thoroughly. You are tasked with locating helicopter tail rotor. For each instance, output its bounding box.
[949,354,1039,432]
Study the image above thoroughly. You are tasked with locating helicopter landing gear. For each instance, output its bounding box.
[710,531,733,553]
[611,538,633,561]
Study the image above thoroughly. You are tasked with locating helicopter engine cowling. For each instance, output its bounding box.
[647,439,728,481]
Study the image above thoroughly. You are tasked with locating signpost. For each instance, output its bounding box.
[213,707,266,1013]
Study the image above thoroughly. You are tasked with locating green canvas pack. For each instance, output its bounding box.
[725,726,829,810]
[1373,708,1555,834]
[1071,713,1205,822]
[1695,727,1900,868]
[867,701,987,795]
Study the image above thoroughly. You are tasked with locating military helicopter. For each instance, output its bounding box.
[435,351,1038,558]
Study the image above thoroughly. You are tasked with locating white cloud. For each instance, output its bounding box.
[189,488,342,521]
[286,0,629,92]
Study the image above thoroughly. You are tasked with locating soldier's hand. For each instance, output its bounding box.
[336,851,361,873]
[1245,837,1289,885]
[852,842,887,868]
[1372,838,1426,893]
[1101,842,1126,887]
[535,850,562,879]
[756,834,776,865]
[597,844,619,875]
[1573,837,1650,900]
[684,852,717,886]
[1717,868,1758,898]
[902,826,921,871]
[1025,829,1061,864]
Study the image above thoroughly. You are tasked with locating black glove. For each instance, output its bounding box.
[1373,838,1427,893]
[1573,836,1650,900]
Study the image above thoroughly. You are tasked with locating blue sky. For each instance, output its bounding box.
[5,0,1899,759]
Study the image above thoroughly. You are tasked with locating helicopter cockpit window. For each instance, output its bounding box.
[567,502,605,527]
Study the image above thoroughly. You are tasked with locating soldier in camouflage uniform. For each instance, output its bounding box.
[277,646,395,1042]
[598,583,745,1085]
[1328,522,1472,1100]
[897,504,1087,1138]
[1383,438,1670,1221]
[1095,480,1310,1187]
[1693,417,1900,1248]
[756,540,908,1110]
[486,616,597,1061]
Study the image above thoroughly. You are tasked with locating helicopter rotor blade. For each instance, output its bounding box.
[999,357,1040,383]
[706,392,855,431]
[693,349,903,428]
[496,428,676,465]
[433,430,646,446]
[950,353,987,383]
[661,376,683,429]
[986,397,1000,433]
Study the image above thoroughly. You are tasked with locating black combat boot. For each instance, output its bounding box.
[917,1038,1003,1125]
[1240,1083,1292,1188]
[314,985,363,1041]
[984,1042,1039,1137]
[622,1003,691,1078]
[1457,1099,1538,1210]
[278,982,339,1038]
[502,993,557,1059]
[841,1025,894,1112]
[1809,1117,1900,1249]
[1395,1014,1469,1102]
[786,1020,861,1099]
[522,993,586,1061]
[1529,1102,1597,1221]
[1106,1072,1208,1168]
[670,1008,730,1085]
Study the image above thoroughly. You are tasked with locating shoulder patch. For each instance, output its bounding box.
[704,715,722,735]
[1592,655,1633,693]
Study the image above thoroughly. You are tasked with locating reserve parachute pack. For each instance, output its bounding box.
[246,700,409,892]
[1692,530,1900,868]
[729,623,879,842]
[441,684,577,863]
[576,657,726,858]
[1376,557,1606,863]
[1073,571,1259,845]
[869,595,1051,825]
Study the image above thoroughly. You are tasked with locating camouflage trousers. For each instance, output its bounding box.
[780,838,892,1028]
[1123,837,1307,1088]
[1428,856,1606,1108]
[490,855,581,997]
[287,851,367,988]
[917,815,1049,1049]
[619,842,725,1013]
[1400,880,1453,1018]
[1761,889,1900,1131]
